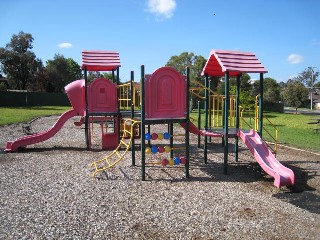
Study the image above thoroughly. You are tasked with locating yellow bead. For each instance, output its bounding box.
[164,146,171,153]
[145,147,151,154]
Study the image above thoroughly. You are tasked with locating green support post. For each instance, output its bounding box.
[259,73,264,138]
[197,101,201,148]
[130,71,135,166]
[112,70,115,83]
[208,79,212,142]
[235,74,241,162]
[116,67,121,144]
[140,65,146,181]
[84,67,89,150]
[204,74,209,164]
[170,123,174,159]
[185,66,190,178]
[223,71,230,174]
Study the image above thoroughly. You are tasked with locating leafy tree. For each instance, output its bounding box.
[45,54,81,92]
[166,52,210,81]
[294,67,319,109]
[282,80,308,113]
[253,77,281,103]
[216,74,255,110]
[0,31,42,90]
[166,52,208,110]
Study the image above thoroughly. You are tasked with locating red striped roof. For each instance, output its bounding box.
[202,50,267,77]
[82,50,121,71]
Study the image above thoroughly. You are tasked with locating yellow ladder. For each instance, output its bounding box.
[91,119,140,177]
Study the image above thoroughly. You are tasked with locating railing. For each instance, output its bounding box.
[254,95,278,155]
[190,79,236,128]
[118,82,140,110]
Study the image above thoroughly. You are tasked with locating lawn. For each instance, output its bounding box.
[191,110,320,153]
[0,106,71,125]
[262,112,320,152]
[1,106,319,153]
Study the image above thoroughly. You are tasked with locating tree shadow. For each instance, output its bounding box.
[272,161,319,214]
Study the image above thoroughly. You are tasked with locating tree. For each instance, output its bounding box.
[282,80,308,113]
[166,52,208,110]
[45,54,81,92]
[0,31,42,90]
[294,67,319,109]
[253,77,281,103]
[166,52,209,81]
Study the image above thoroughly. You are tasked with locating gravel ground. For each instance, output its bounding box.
[0,114,319,239]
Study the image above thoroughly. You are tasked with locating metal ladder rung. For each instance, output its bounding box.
[120,140,129,148]
[115,151,121,157]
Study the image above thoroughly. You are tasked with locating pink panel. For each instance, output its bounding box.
[64,80,86,116]
[88,78,117,112]
[145,67,186,119]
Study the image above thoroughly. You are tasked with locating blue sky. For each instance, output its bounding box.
[1,0,319,82]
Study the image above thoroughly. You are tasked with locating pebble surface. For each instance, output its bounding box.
[0,115,319,239]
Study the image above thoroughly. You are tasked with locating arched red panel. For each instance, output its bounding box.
[88,78,117,112]
[145,67,186,119]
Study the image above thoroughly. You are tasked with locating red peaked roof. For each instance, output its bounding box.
[82,50,121,71]
[202,50,267,77]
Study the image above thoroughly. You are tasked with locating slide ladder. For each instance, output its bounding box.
[91,119,140,177]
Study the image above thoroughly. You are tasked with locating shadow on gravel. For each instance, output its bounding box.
[0,146,89,154]
[272,162,320,214]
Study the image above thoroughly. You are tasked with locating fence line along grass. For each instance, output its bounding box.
[0,106,71,126]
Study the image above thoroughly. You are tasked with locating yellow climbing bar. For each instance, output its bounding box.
[91,118,140,177]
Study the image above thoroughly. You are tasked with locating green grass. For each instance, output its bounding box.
[191,111,320,153]
[0,106,71,125]
[262,112,320,152]
[1,106,319,152]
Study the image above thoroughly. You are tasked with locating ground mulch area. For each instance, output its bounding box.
[0,115,319,239]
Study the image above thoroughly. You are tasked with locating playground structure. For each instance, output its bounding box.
[4,49,294,188]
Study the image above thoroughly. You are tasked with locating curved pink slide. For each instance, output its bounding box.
[180,122,223,137]
[239,129,294,188]
[5,109,78,152]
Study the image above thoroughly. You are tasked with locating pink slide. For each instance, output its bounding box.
[5,109,78,152]
[180,122,223,137]
[239,129,295,188]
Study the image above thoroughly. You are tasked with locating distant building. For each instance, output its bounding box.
[312,89,320,109]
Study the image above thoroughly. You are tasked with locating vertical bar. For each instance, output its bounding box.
[259,73,264,138]
[204,74,209,164]
[84,67,89,150]
[235,74,241,162]
[140,65,146,180]
[130,71,135,166]
[224,71,229,174]
[197,101,201,148]
[208,80,212,142]
[112,70,115,83]
[170,123,174,160]
[116,67,121,144]
[185,66,190,178]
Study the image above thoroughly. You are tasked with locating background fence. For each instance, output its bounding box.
[0,91,70,107]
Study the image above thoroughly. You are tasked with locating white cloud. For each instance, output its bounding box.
[58,42,73,49]
[146,0,176,20]
[287,54,303,64]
